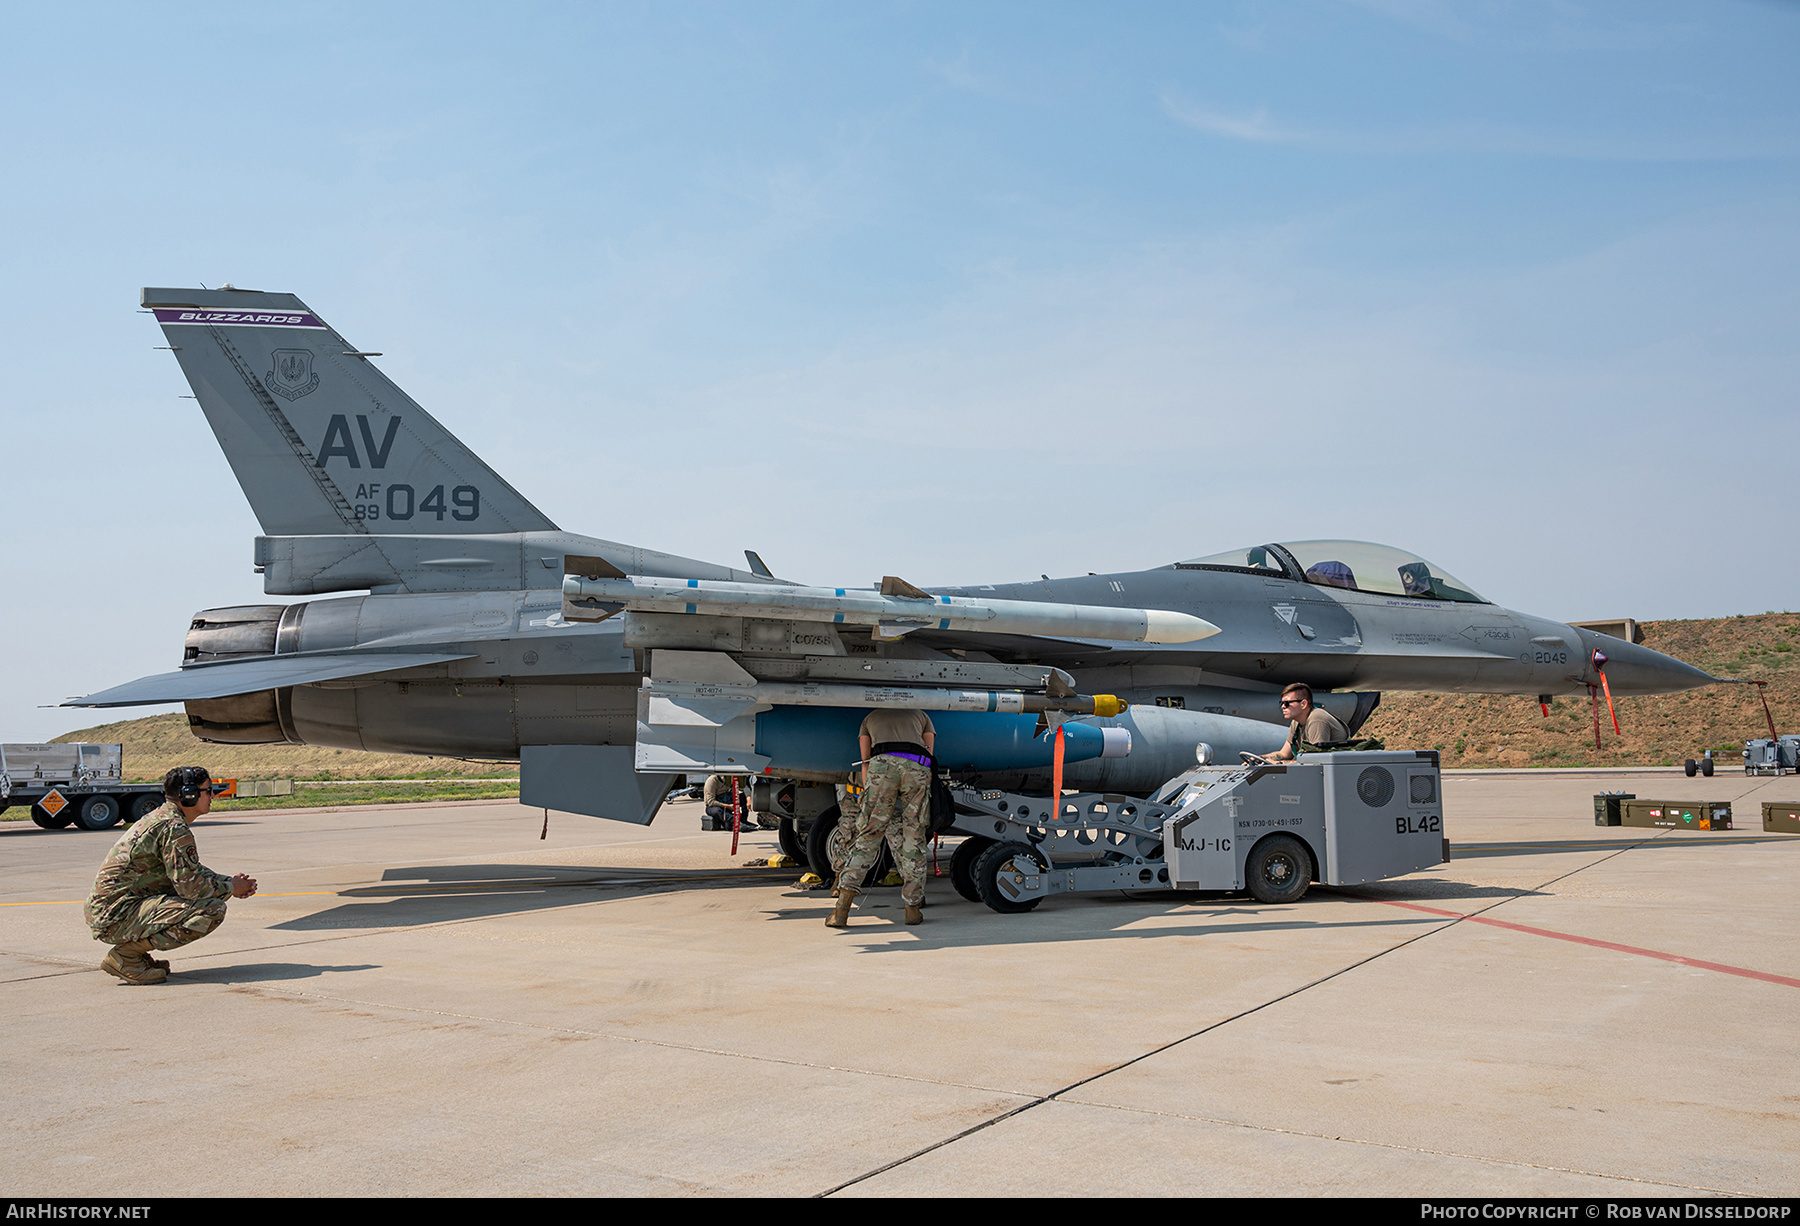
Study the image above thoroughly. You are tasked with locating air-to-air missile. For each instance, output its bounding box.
[559,559,1221,646]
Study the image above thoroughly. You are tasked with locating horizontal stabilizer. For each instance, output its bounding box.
[66,651,475,707]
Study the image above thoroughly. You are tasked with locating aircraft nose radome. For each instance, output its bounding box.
[1575,629,1716,695]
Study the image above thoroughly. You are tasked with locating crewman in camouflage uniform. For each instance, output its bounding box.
[84,766,257,985]
[826,782,860,887]
[829,709,934,928]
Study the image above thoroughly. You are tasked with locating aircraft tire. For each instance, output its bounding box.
[805,806,894,888]
[973,841,1047,914]
[949,836,995,902]
[31,805,74,830]
[805,806,840,878]
[76,794,122,831]
[1685,759,1698,777]
[777,818,806,864]
[1245,834,1311,905]
[1701,757,1714,777]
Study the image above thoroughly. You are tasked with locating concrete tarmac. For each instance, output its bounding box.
[3,770,1797,1198]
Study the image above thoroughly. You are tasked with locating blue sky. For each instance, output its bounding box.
[2,1,1796,740]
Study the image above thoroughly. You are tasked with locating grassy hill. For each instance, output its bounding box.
[50,612,1797,779]
[1359,611,1798,767]
[51,711,517,782]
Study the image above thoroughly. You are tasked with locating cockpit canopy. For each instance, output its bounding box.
[1178,540,1488,604]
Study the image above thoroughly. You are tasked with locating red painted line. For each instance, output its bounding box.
[1361,897,1800,990]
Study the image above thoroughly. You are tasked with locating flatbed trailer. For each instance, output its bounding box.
[0,743,169,831]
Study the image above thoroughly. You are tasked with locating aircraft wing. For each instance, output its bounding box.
[65,651,476,707]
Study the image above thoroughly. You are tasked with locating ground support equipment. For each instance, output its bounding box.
[945,751,1450,913]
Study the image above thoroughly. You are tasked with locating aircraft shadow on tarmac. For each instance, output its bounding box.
[772,894,1458,952]
[769,879,1559,949]
[268,862,809,931]
[158,962,380,985]
[262,859,1581,941]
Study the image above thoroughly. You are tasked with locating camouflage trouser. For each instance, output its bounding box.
[92,895,227,952]
[839,756,930,906]
[827,786,862,876]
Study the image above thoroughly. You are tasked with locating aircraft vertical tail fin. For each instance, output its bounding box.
[143,287,556,537]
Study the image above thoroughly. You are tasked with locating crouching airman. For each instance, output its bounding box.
[84,767,257,985]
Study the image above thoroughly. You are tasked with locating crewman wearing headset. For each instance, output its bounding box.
[84,766,257,986]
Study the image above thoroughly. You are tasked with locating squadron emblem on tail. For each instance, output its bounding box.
[265,348,319,401]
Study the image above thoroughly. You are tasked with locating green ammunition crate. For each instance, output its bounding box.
[1620,800,1732,831]
[1593,794,1634,826]
[1762,802,1800,834]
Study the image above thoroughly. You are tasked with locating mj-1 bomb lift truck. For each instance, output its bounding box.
[941,750,1449,912]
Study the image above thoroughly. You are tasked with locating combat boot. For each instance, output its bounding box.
[826,887,857,928]
[119,940,168,979]
[904,903,923,926]
[100,941,168,986]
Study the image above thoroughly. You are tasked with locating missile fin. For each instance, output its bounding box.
[562,596,623,623]
[880,575,933,600]
[565,553,627,580]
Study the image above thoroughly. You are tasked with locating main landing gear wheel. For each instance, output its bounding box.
[805,805,840,878]
[973,841,1048,914]
[1685,759,1698,777]
[777,817,807,864]
[949,836,995,902]
[804,806,893,888]
[1245,834,1312,905]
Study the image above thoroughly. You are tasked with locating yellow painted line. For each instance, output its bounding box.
[1,872,783,908]
[3,891,338,907]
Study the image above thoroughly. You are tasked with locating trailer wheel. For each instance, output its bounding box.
[950,836,995,902]
[974,841,1047,914]
[126,793,162,822]
[76,794,122,831]
[777,818,807,864]
[1245,834,1311,905]
[31,805,74,830]
[805,806,893,888]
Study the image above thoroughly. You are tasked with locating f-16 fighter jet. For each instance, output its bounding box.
[72,288,1715,842]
